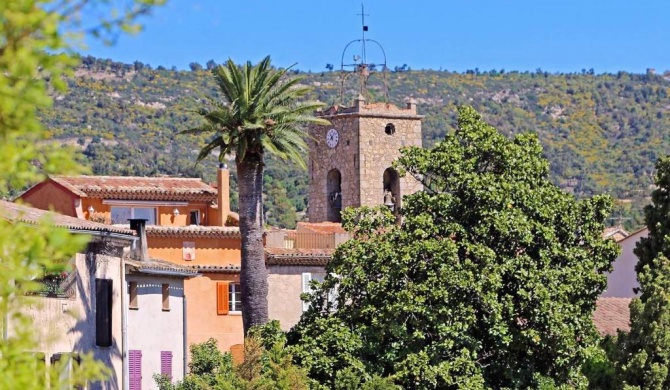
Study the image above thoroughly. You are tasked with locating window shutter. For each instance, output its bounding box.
[160,351,172,379]
[302,273,312,312]
[162,284,170,311]
[217,282,229,315]
[129,350,142,390]
[95,279,113,347]
[129,281,138,309]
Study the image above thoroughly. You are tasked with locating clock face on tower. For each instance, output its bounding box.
[326,128,339,148]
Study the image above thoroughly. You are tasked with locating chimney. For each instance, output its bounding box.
[406,97,417,112]
[129,219,149,261]
[217,163,230,226]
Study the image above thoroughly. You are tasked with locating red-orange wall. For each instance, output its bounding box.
[19,181,78,216]
[185,273,243,351]
[147,236,241,267]
[146,235,243,352]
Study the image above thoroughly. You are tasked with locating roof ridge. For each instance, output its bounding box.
[52,174,207,181]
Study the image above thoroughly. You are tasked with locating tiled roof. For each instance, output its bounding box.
[1,200,135,235]
[144,225,241,238]
[126,258,199,277]
[602,226,630,242]
[593,297,631,336]
[297,222,346,235]
[49,175,217,202]
[265,247,333,266]
[192,264,241,273]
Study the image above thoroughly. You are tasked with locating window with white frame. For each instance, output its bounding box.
[302,273,331,312]
[228,283,241,312]
[110,206,156,225]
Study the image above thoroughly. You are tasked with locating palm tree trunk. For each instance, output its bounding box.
[237,151,269,335]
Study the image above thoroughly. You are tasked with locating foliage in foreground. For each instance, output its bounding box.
[155,322,308,390]
[610,156,670,389]
[0,0,162,388]
[289,106,619,389]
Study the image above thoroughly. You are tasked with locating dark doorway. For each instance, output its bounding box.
[327,169,342,222]
[383,168,401,215]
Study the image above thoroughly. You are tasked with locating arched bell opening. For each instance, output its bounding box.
[327,169,342,222]
[383,168,401,216]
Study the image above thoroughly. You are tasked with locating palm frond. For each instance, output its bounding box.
[186,56,329,169]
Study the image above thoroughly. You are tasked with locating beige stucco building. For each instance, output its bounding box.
[2,200,134,389]
[18,168,246,357]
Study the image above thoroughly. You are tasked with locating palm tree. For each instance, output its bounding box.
[182,56,328,334]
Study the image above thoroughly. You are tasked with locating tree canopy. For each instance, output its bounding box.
[183,56,327,333]
[0,0,162,388]
[289,106,619,389]
[613,156,670,389]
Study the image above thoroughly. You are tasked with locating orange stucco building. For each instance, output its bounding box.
[18,167,245,352]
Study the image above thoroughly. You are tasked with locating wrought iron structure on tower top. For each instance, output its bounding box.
[339,4,389,104]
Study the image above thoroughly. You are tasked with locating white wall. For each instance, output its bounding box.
[126,274,185,390]
[602,229,648,298]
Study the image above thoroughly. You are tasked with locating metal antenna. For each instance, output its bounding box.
[339,4,389,104]
[357,4,369,64]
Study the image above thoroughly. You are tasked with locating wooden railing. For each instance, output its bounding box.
[266,231,350,249]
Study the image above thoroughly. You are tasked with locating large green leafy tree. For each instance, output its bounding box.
[0,0,162,388]
[289,106,619,389]
[183,57,327,333]
[614,156,670,389]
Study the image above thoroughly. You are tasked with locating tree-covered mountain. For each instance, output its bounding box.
[38,56,670,229]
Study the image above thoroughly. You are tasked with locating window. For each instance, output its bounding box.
[95,278,113,347]
[51,353,81,388]
[160,351,172,379]
[302,273,324,311]
[216,282,241,315]
[111,206,156,225]
[162,284,170,311]
[189,210,201,225]
[385,123,396,135]
[229,283,241,312]
[302,273,336,312]
[129,282,138,309]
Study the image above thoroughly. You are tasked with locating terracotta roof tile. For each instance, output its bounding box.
[126,258,199,276]
[144,225,240,238]
[602,226,630,242]
[111,224,241,238]
[1,200,135,235]
[593,297,631,336]
[50,175,217,202]
[265,247,333,266]
[192,264,240,273]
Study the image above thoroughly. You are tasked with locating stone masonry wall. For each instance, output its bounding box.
[307,114,360,223]
[308,97,423,222]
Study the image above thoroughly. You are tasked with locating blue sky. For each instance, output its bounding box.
[82,0,670,74]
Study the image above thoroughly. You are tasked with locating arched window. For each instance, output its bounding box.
[327,169,342,222]
[383,168,400,215]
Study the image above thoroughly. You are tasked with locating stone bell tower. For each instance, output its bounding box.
[307,95,423,223]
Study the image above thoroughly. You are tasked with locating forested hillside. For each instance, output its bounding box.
[38,56,670,229]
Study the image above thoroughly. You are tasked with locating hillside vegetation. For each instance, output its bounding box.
[39,57,670,229]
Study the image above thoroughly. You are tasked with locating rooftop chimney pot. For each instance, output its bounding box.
[129,218,149,261]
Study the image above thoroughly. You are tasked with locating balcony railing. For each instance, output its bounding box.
[265,231,350,250]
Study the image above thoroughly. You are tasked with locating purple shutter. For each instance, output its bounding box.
[129,350,142,390]
[160,351,172,378]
